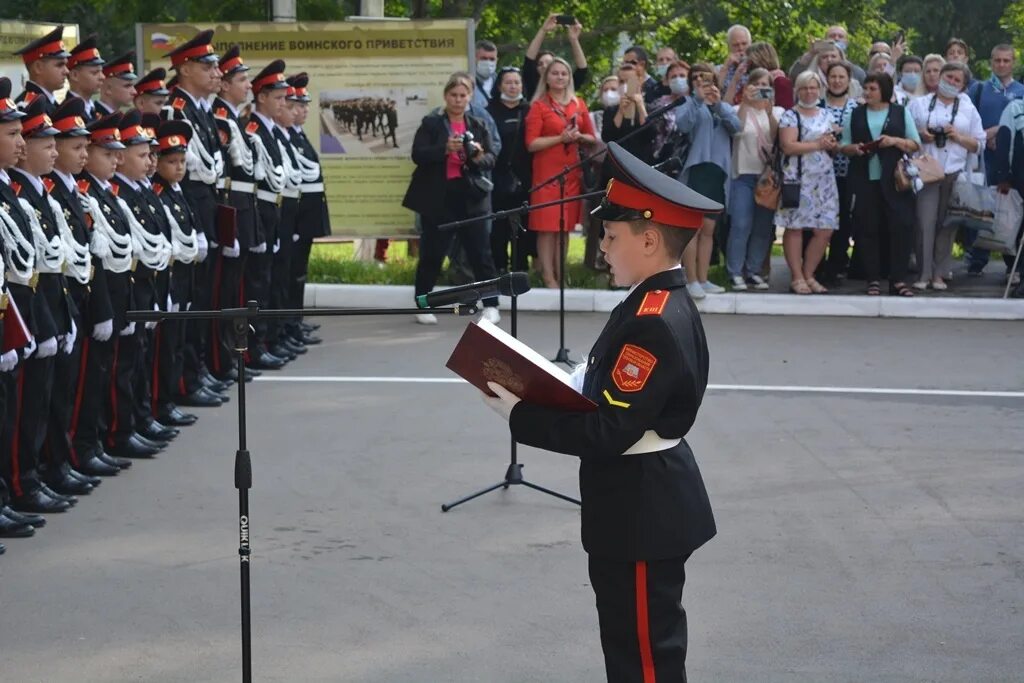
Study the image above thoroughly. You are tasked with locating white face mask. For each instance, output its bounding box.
[669,77,689,96]
[601,90,621,107]
[476,59,497,79]
[500,92,523,103]
[798,97,819,109]
[937,79,961,99]
[656,63,670,78]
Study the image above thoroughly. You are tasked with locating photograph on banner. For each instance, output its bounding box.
[0,21,79,96]
[139,21,472,239]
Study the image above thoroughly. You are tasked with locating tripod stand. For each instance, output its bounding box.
[128,301,478,683]
[441,210,580,512]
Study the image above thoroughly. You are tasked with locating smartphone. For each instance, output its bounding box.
[556,14,575,25]
[892,30,905,45]
[754,87,774,100]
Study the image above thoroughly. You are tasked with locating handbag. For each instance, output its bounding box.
[780,110,802,209]
[755,117,782,209]
[913,154,944,184]
[462,165,494,199]
[944,167,997,233]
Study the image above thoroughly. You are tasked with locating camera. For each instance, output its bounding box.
[754,87,774,101]
[928,127,948,148]
[555,14,576,25]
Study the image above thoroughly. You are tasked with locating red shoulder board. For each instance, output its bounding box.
[109,182,119,197]
[77,179,91,194]
[172,97,186,110]
[153,184,164,196]
[215,107,228,120]
[246,120,259,135]
[85,213,94,229]
[24,92,38,105]
[636,290,670,317]
[10,181,21,196]
[41,177,55,194]
[218,128,229,145]
[611,344,658,393]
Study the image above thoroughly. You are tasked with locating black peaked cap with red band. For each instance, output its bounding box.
[219,45,249,76]
[140,112,162,146]
[14,26,70,65]
[252,60,288,94]
[103,51,138,81]
[286,73,311,102]
[0,78,26,123]
[591,142,723,229]
[52,97,90,137]
[68,34,105,69]
[135,68,169,96]
[156,120,192,155]
[87,112,125,149]
[168,30,219,69]
[118,109,151,146]
[21,96,59,138]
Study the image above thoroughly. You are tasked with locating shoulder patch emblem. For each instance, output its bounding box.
[611,344,657,393]
[218,128,229,145]
[214,107,228,120]
[10,181,21,196]
[77,179,91,194]
[245,120,259,135]
[153,184,164,196]
[41,177,55,194]
[24,92,38,105]
[637,290,670,317]
[109,182,119,197]
[172,97,186,110]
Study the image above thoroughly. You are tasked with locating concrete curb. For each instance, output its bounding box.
[304,283,1024,320]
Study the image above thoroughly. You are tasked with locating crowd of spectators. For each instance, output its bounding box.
[403,17,1024,315]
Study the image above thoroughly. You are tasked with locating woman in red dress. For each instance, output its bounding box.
[525,57,597,288]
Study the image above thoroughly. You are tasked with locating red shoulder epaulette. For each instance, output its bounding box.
[41,177,55,194]
[23,92,37,105]
[10,181,21,196]
[214,107,228,120]
[172,97,186,111]
[109,182,119,197]
[77,179,91,194]
[636,290,670,317]
[153,184,164,196]
[218,128,229,145]
[245,120,259,135]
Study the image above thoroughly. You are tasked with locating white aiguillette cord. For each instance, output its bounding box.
[19,197,63,273]
[47,193,91,284]
[115,195,172,271]
[161,200,198,264]
[84,192,133,273]
[0,203,35,283]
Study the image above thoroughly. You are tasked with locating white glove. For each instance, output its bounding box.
[0,349,19,372]
[482,381,521,422]
[145,303,158,330]
[223,239,241,258]
[167,293,174,311]
[22,336,36,359]
[272,239,280,254]
[92,319,113,342]
[568,362,587,393]
[36,336,58,359]
[249,241,267,254]
[210,239,219,250]
[196,232,209,263]
[292,233,300,243]
[61,319,77,354]
[120,322,136,336]
[171,302,181,313]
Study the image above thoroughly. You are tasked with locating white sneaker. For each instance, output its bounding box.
[748,274,770,290]
[480,306,501,324]
[701,281,726,294]
[730,275,748,291]
[931,279,948,291]
[415,313,438,325]
[1010,271,1022,286]
[912,280,929,291]
[686,281,706,299]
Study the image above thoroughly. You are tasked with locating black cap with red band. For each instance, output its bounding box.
[87,112,125,150]
[118,109,152,146]
[252,60,288,95]
[135,68,169,97]
[21,96,59,138]
[0,78,25,124]
[15,26,71,65]
[68,35,105,69]
[590,142,723,229]
[52,97,90,137]
[103,52,138,81]
[168,30,219,69]
[156,121,192,155]
[219,45,249,76]
[286,73,311,103]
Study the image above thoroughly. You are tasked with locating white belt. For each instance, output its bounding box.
[256,190,279,204]
[623,430,681,455]
[300,182,324,193]
[36,264,63,275]
[216,178,226,190]
[229,181,255,194]
[6,272,34,286]
[280,188,300,199]
[189,173,217,186]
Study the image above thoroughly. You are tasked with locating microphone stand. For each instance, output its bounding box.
[128,301,477,683]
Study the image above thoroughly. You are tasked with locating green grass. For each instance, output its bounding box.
[309,236,728,289]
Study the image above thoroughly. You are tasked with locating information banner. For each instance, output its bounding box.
[138,20,472,238]
[0,21,79,97]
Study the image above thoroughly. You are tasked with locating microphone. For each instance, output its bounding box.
[416,272,531,309]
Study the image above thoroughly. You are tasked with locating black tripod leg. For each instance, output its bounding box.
[519,479,581,506]
[441,481,509,512]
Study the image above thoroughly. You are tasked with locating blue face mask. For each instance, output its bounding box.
[900,73,921,91]
[938,79,961,99]
[833,40,848,53]
[669,77,689,96]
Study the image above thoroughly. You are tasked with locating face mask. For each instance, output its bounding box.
[656,63,670,78]
[669,77,689,96]
[601,90,621,107]
[937,79,961,99]
[901,73,921,91]
[833,40,848,53]
[883,63,896,77]
[476,59,497,79]
[500,92,523,103]
[798,98,819,109]
[827,88,848,97]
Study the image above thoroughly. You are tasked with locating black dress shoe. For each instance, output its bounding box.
[1,543,5,554]
[131,433,167,451]
[40,484,77,505]
[296,332,322,345]
[200,386,229,403]
[0,512,35,537]
[109,435,160,459]
[151,419,180,437]
[96,451,132,470]
[281,338,308,355]
[158,406,198,426]
[269,345,297,361]
[245,367,262,378]
[48,474,94,496]
[3,506,46,528]
[249,352,286,370]
[78,456,120,477]
[12,489,71,514]
[201,373,231,393]
[68,468,102,487]
[301,322,320,332]
[179,388,222,407]
[140,420,177,442]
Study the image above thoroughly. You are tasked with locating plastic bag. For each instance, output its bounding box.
[973,189,1023,254]
[944,171,997,234]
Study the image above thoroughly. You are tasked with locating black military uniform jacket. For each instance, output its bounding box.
[7,169,75,338]
[152,174,197,306]
[510,268,716,561]
[0,179,48,340]
[93,101,115,118]
[212,97,259,249]
[168,88,219,242]
[44,172,113,328]
[110,177,169,312]
[14,82,57,116]
[290,125,330,240]
[79,174,132,331]
[245,112,283,244]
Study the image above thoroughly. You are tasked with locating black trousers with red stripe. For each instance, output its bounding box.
[72,337,113,459]
[44,331,85,477]
[107,332,139,448]
[133,327,156,428]
[7,356,56,497]
[588,555,689,683]
[152,320,183,416]
[210,252,246,376]
[0,369,13,505]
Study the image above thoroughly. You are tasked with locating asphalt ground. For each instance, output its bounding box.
[0,312,1021,683]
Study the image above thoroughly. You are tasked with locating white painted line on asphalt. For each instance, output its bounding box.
[255,376,1024,399]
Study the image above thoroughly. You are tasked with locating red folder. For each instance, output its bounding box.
[216,203,237,246]
[446,320,597,412]
[2,294,30,353]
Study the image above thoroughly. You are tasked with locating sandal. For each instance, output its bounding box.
[890,282,915,297]
[866,281,881,296]
[790,279,812,295]
[806,278,829,294]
